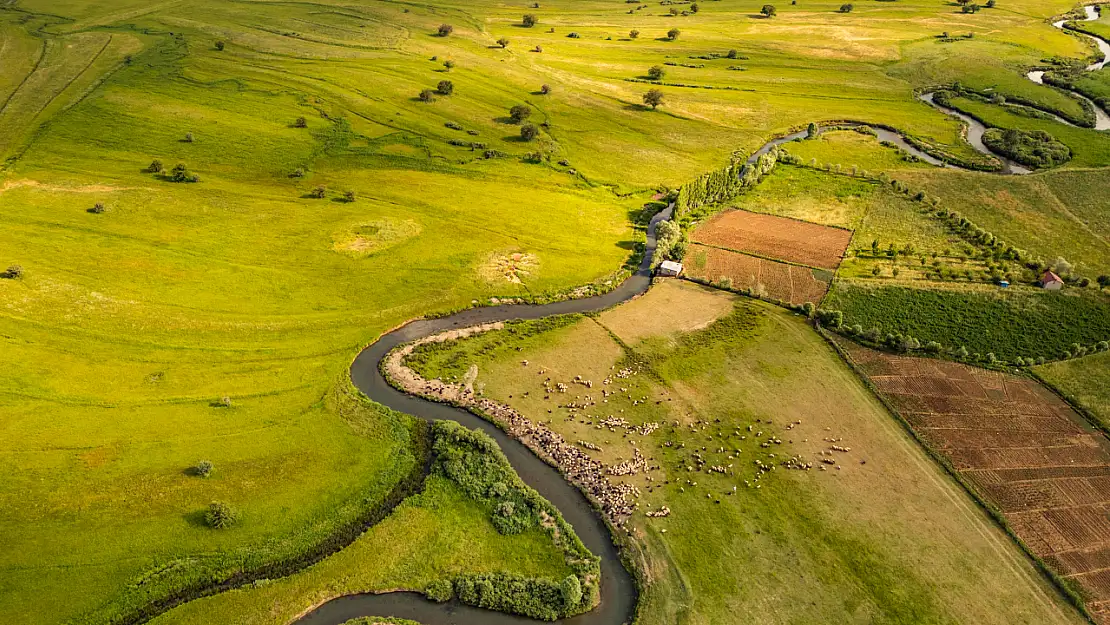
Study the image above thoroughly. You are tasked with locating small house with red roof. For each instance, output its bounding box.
[1040,270,1064,291]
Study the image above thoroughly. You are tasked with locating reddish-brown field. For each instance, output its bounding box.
[837,338,1110,624]
[685,244,830,306]
[691,210,853,270]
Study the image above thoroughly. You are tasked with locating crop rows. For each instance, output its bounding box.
[838,339,1110,623]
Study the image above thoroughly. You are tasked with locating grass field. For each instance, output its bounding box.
[1035,350,1110,431]
[406,280,1085,624]
[4,0,1110,620]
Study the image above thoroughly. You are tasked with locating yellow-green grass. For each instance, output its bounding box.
[898,167,1110,274]
[1035,350,1110,431]
[781,129,936,175]
[411,280,1084,625]
[146,475,574,625]
[4,0,1110,619]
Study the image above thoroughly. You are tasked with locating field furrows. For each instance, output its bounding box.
[684,244,831,306]
[691,209,852,270]
[837,337,1110,617]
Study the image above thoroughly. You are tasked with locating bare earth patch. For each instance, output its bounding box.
[692,209,852,270]
[0,179,134,194]
[479,251,538,284]
[597,279,736,345]
[685,244,832,306]
[332,218,421,256]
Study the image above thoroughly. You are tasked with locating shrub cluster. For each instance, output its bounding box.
[675,147,781,220]
[982,128,1071,168]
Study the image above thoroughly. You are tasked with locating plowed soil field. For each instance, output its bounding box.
[836,337,1110,624]
[685,244,831,306]
[691,210,852,270]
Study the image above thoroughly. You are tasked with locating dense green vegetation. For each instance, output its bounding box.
[430,420,600,620]
[824,282,1110,363]
[982,128,1072,168]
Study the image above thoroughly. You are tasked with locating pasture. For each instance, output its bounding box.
[3,0,1110,621]
[406,280,1086,624]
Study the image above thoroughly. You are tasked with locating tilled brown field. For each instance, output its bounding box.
[836,337,1110,624]
[691,209,852,270]
[685,243,830,306]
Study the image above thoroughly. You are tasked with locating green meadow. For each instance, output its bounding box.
[2,0,1110,622]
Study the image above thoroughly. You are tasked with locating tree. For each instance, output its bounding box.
[444,59,456,71]
[806,122,819,139]
[184,132,194,143]
[839,3,853,11]
[1097,275,1110,289]
[294,116,307,128]
[205,501,239,529]
[540,84,552,94]
[310,185,327,199]
[761,4,777,17]
[2,265,24,279]
[667,27,681,40]
[727,49,739,59]
[629,29,640,39]
[90,202,107,214]
[642,88,664,109]
[193,460,213,477]
[497,36,510,48]
[522,14,537,27]
[986,0,996,6]
[215,40,225,51]
[648,65,665,80]
[691,2,699,12]
[438,24,454,37]
[520,123,539,141]
[344,190,356,202]
[146,159,164,173]
[419,89,436,102]
[437,80,454,95]
[561,575,583,608]
[509,104,532,123]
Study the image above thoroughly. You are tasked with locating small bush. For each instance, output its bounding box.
[2,265,24,279]
[437,80,454,95]
[204,501,239,529]
[146,159,164,173]
[214,40,225,51]
[193,460,213,477]
[761,4,776,17]
[443,60,456,71]
[629,29,640,39]
[438,24,454,37]
[184,132,194,143]
[310,185,327,199]
[520,123,539,141]
[294,116,307,128]
[522,14,537,27]
[344,190,356,203]
[540,84,551,94]
[497,37,510,48]
[419,89,436,103]
[90,202,107,214]
[219,395,233,407]
[667,27,680,40]
[839,3,853,11]
[426,579,454,602]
